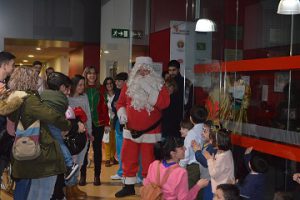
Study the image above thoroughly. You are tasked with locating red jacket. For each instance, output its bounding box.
[116,84,170,134]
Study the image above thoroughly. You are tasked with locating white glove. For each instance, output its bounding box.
[117,107,127,125]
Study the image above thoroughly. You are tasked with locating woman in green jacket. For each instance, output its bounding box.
[8,66,80,200]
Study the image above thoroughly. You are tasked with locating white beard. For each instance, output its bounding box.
[127,72,163,114]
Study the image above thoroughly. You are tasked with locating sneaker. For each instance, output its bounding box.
[105,160,111,167]
[65,163,79,181]
[111,174,122,180]
[111,157,119,165]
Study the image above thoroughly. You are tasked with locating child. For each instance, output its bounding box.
[237,147,268,200]
[180,105,208,189]
[180,118,194,138]
[143,138,209,200]
[205,128,235,194]
[192,120,217,200]
[214,184,240,200]
[40,72,80,180]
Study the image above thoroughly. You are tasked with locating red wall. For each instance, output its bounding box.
[151,0,186,33]
[83,43,100,73]
[149,29,170,71]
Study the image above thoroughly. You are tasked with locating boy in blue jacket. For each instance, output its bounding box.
[237,147,268,200]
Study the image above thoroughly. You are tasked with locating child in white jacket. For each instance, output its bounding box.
[204,128,235,193]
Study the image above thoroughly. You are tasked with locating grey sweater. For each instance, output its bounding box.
[68,93,92,136]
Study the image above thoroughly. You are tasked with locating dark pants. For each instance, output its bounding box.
[50,174,65,200]
[187,163,201,199]
[187,163,200,188]
[81,124,104,177]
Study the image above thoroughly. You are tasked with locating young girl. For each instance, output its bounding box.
[80,66,109,186]
[103,77,117,167]
[66,75,93,199]
[192,120,217,200]
[204,128,235,194]
[143,138,209,200]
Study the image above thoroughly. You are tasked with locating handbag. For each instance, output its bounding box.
[102,131,110,143]
[64,129,87,155]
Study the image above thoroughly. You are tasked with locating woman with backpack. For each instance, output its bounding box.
[142,137,209,200]
[7,66,84,200]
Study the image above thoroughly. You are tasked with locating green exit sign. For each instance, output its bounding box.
[112,29,129,38]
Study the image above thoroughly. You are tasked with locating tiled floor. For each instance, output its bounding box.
[0,164,141,200]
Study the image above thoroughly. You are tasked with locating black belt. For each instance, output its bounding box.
[127,119,161,139]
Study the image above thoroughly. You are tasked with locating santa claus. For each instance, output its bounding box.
[115,57,170,197]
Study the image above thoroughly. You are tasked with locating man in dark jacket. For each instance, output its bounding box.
[168,60,193,116]
[0,51,16,186]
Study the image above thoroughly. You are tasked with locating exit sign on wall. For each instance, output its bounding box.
[112,29,129,38]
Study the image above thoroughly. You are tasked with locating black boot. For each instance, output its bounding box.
[78,176,86,186]
[115,184,135,197]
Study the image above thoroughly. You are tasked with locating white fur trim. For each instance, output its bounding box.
[117,107,127,124]
[123,176,137,184]
[135,57,153,65]
[148,89,159,106]
[123,128,161,143]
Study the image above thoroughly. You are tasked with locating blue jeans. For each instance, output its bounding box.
[26,176,57,200]
[14,179,31,200]
[66,143,88,186]
[115,120,123,177]
[48,124,73,167]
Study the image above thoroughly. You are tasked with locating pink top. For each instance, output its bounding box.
[143,160,201,200]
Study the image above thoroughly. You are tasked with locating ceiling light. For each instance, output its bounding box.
[104,50,110,54]
[277,0,300,15]
[195,19,216,32]
[23,60,28,62]
[36,47,42,51]
[20,63,23,66]
[28,55,34,58]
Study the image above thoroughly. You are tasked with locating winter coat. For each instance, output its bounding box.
[8,91,71,179]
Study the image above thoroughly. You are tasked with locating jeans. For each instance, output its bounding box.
[14,179,31,200]
[26,176,57,200]
[65,142,88,186]
[115,120,123,176]
[81,124,104,178]
[48,124,73,167]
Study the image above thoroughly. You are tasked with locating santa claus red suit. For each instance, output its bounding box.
[115,57,170,197]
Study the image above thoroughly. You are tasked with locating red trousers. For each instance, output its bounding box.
[121,138,155,178]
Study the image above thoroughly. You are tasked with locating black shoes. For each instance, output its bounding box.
[115,184,135,198]
[65,163,79,181]
[78,176,86,186]
[93,177,101,186]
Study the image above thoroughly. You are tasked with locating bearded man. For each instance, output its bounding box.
[115,57,170,197]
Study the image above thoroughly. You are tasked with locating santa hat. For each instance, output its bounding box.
[129,56,154,80]
[134,56,153,67]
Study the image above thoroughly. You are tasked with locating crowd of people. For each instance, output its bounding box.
[0,51,300,200]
